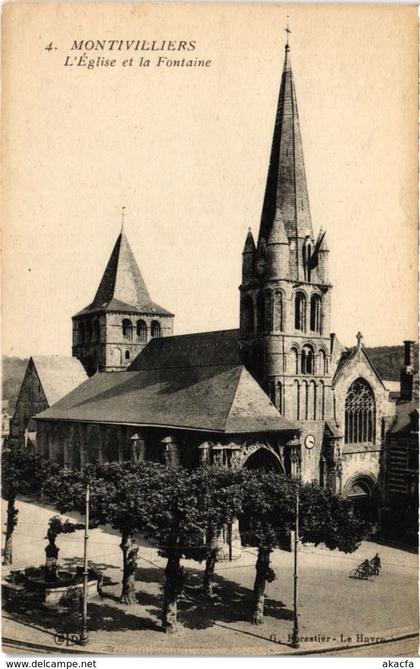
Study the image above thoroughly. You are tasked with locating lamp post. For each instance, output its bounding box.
[291,484,300,649]
[79,484,90,646]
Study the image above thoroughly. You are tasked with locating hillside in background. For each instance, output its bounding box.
[2,356,29,411]
[1,344,418,413]
[366,344,418,382]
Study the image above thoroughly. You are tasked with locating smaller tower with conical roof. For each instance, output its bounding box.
[72,224,174,376]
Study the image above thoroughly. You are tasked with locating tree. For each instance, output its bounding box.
[241,471,367,624]
[43,462,159,604]
[2,448,58,565]
[191,465,246,595]
[138,464,208,633]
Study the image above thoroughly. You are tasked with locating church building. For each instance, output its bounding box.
[35,39,396,513]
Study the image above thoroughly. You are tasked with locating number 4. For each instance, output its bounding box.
[45,42,55,51]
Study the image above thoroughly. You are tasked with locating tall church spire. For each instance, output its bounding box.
[258,37,313,244]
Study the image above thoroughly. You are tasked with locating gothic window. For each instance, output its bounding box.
[319,381,325,419]
[302,380,309,419]
[294,292,306,331]
[310,380,317,420]
[151,320,161,338]
[294,380,300,420]
[310,294,322,333]
[291,347,299,374]
[122,319,133,341]
[319,349,327,375]
[125,350,130,360]
[265,292,274,332]
[345,378,375,444]
[257,293,265,332]
[243,296,254,335]
[301,344,314,374]
[275,292,284,331]
[137,320,147,341]
[93,320,100,342]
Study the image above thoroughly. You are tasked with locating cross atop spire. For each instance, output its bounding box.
[285,22,291,49]
[121,206,126,232]
[356,331,364,349]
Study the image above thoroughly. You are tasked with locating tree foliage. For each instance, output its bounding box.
[240,470,367,624]
[2,448,58,565]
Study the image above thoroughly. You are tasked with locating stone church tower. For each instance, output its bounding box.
[239,40,333,453]
[72,226,174,376]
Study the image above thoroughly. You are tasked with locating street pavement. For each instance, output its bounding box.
[1,497,418,656]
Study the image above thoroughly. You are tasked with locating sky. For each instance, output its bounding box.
[2,3,418,358]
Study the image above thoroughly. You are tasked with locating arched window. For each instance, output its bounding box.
[79,322,85,344]
[301,344,314,374]
[310,380,317,420]
[290,347,299,375]
[302,380,309,419]
[136,320,147,341]
[125,350,130,361]
[86,321,92,342]
[303,240,312,281]
[319,381,325,419]
[93,320,100,342]
[265,292,274,332]
[257,293,265,333]
[310,294,322,333]
[294,380,300,420]
[275,292,283,331]
[277,381,283,415]
[345,378,376,444]
[294,292,306,332]
[243,296,254,335]
[122,319,133,341]
[319,349,327,375]
[268,380,276,405]
[151,321,161,338]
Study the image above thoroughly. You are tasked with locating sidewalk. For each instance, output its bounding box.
[2,611,418,656]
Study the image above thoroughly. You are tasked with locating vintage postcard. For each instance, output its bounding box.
[1,2,418,660]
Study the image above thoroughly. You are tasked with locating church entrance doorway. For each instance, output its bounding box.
[345,474,378,522]
[242,446,284,472]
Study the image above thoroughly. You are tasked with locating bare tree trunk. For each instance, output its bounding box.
[119,531,138,605]
[3,497,17,566]
[203,526,219,595]
[162,552,183,633]
[251,546,271,625]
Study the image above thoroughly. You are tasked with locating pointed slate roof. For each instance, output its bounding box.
[30,356,87,406]
[259,43,313,244]
[242,228,256,254]
[75,230,173,317]
[35,357,296,435]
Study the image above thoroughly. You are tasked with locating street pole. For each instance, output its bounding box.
[291,485,300,649]
[80,484,89,646]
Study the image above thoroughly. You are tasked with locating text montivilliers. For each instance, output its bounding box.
[71,40,197,52]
